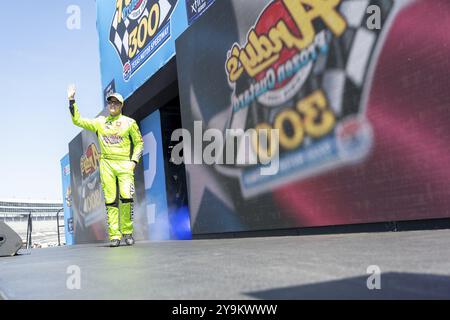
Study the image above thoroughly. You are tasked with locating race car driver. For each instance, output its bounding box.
[67,85,144,247]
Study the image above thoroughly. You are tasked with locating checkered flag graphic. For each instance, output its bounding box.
[320,0,395,119]
[109,10,132,65]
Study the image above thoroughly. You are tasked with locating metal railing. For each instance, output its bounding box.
[26,213,32,249]
[56,208,64,246]
[1,208,65,248]
[0,200,64,249]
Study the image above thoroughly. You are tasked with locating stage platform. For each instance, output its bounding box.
[1,229,450,299]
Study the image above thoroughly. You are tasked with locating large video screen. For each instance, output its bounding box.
[176,0,450,234]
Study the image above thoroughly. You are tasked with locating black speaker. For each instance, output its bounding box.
[0,221,23,257]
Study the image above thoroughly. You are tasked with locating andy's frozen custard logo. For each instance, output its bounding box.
[226,0,345,81]
[78,143,103,221]
[226,0,346,109]
[218,0,400,197]
[80,143,100,180]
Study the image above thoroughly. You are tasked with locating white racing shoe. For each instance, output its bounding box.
[123,234,135,246]
[110,239,120,247]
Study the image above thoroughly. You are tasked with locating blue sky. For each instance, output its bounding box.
[0,1,103,201]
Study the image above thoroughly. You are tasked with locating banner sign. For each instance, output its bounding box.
[96,0,189,102]
[176,0,450,234]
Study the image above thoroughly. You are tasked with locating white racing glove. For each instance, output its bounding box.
[67,84,76,101]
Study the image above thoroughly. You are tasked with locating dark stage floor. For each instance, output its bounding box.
[1,229,450,299]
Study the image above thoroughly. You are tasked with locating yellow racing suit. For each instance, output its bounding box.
[69,100,144,240]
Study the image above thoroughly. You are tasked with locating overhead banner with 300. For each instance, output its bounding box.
[96,0,189,101]
[176,0,450,234]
